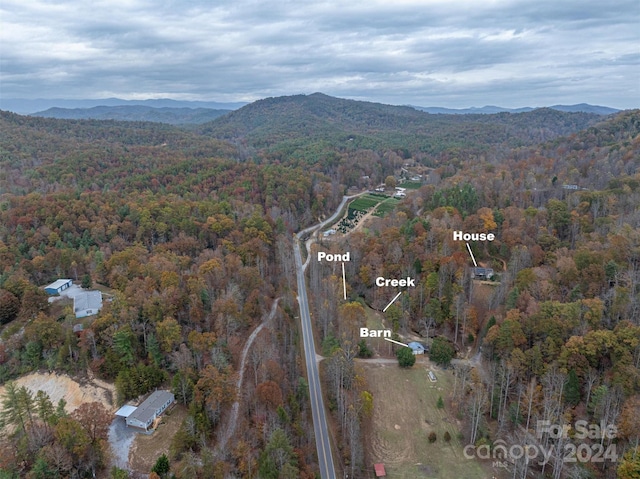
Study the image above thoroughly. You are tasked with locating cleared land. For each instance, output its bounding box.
[128,404,187,474]
[362,361,487,479]
[373,197,401,217]
[0,371,115,414]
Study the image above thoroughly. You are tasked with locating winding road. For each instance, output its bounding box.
[294,194,359,479]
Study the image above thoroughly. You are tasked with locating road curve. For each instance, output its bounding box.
[293,195,360,479]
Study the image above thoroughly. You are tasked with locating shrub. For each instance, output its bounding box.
[396,347,416,368]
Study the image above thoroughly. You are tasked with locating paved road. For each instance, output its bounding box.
[294,240,336,479]
[293,195,361,479]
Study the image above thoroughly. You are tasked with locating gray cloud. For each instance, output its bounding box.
[1,0,638,108]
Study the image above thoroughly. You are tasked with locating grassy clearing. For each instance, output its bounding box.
[350,194,384,212]
[129,405,187,474]
[363,362,487,479]
[373,197,401,217]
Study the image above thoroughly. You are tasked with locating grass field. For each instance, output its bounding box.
[362,362,488,479]
[350,194,384,212]
[373,197,401,217]
[129,405,187,474]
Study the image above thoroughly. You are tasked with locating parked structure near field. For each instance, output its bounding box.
[408,341,427,355]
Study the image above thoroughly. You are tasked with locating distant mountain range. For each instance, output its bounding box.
[33,105,230,125]
[0,96,620,125]
[0,97,246,115]
[412,103,620,115]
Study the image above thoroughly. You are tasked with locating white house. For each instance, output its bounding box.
[125,390,175,430]
[74,291,103,318]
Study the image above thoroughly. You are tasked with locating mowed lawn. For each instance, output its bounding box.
[362,361,487,478]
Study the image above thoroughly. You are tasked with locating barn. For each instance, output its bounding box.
[44,279,72,295]
[408,342,427,355]
[125,390,175,430]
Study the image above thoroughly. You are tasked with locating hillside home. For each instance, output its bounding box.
[125,390,175,430]
[74,291,103,318]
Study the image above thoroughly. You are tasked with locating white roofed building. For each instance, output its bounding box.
[74,291,103,318]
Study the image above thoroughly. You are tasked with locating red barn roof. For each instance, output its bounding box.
[374,463,386,477]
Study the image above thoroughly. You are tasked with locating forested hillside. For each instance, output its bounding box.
[200,93,603,164]
[0,99,638,478]
[0,109,335,478]
[307,109,640,478]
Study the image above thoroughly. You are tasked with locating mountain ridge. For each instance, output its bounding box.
[33,105,230,125]
[413,103,619,115]
[0,97,247,114]
[2,93,620,118]
[197,93,605,156]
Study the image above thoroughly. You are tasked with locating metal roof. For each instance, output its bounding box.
[44,279,72,290]
[407,341,426,351]
[74,291,103,312]
[127,390,174,424]
[115,405,137,418]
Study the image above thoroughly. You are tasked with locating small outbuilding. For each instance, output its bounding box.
[74,291,103,318]
[374,463,386,477]
[126,390,175,431]
[44,279,72,295]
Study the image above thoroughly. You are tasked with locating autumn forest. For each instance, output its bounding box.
[0,94,639,479]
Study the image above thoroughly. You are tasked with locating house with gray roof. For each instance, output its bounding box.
[125,390,175,430]
[74,291,103,318]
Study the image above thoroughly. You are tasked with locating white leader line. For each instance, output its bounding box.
[383,291,403,312]
[342,262,347,300]
[466,242,478,267]
[384,337,409,348]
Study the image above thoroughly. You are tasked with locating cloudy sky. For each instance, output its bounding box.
[1,0,639,108]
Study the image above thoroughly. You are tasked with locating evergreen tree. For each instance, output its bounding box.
[429,337,455,366]
[396,347,416,368]
[151,453,170,477]
[565,369,581,406]
[81,274,92,289]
